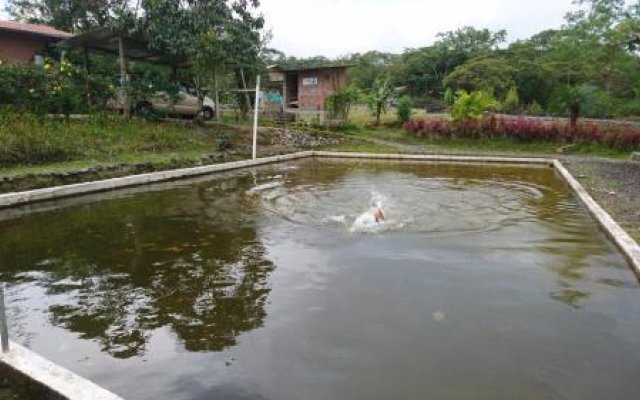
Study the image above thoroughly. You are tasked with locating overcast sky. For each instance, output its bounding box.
[261,0,576,57]
[1,0,577,57]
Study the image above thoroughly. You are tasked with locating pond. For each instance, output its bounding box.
[0,159,639,400]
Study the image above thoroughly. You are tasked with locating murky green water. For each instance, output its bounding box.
[1,159,639,400]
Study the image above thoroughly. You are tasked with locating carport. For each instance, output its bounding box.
[57,28,187,114]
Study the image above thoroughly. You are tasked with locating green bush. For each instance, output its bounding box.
[0,59,109,116]
[443,87,454,108]
[613,99,640,118]
[325,86,360,122]
[396,95,413,123]
[502,86,520,114]
[451,90,499,122]
[526,101,545,116]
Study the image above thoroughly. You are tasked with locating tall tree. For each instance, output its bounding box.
[367,77,395,126]
[6,0,133,32]
[393,27,508,99]
[443,56,515,99]
[139,0,264,120]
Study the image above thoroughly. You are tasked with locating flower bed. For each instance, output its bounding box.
[404,116,640,151]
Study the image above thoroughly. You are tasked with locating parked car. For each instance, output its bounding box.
[108,85,216,120]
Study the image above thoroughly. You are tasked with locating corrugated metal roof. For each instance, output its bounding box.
[268,65,352,72]
[0,20,72,39]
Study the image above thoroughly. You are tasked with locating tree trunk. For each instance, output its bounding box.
[239,68,252,120]
[194,74,204,125]
[569,103,580,128]
[376,102,382,126]
[214,71,221,120]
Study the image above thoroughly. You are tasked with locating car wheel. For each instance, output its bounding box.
[136,102,153,118]
[201,107,214,121]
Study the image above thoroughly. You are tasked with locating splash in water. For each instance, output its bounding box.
[349,193,389,233]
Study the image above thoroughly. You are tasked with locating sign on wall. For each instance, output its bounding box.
[302,77,318,86]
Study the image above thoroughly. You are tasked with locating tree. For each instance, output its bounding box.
[339,51,399,90]
[367,78,395,126]
[139,0,264,121]
[548,84,614,124]
[443,56,515,99]
[325,86,360,122]
[436,26,507,56]
[6,0,133,32]
[392,27,507,100]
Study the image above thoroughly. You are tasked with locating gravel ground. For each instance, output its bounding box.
[562,157,640,242]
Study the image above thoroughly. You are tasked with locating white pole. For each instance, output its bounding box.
[0,284,9,353]
[252,74,261,160]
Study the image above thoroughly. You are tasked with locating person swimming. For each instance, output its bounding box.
[373,203,385,223]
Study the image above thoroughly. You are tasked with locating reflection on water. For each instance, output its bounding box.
[0,159,638,400]
[0,174,274,358]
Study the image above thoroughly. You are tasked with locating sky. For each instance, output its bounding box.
[0,0,577,57]
[260,0,578,57]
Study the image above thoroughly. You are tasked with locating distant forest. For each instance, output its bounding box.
[5,0,640,118]
[268,0,640,118]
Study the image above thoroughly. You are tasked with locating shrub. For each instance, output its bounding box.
[325,86,360,122]
[443,88,454,108]
[396,95,413,123]
[614,99,640,117]
[451,90,499,122]
[403,115,640,152]
[502,86,520,114]
[526,101,544,116]
[0,58,111,116]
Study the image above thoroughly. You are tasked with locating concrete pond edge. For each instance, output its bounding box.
[0,150,638,400]
[0,342,123,400]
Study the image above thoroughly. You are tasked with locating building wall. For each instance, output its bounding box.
[0,31,48,63]
[298,68,348,111]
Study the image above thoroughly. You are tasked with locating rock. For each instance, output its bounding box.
[631,152,640,161]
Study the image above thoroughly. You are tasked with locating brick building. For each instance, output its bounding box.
[267,65,350,112]
[0,20,71,64]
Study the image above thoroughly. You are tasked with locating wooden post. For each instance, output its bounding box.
[252,74,261,160]
[214,70,221,121]
[240,68,252,117]
[118,37,129,117]
[83,46,91,107]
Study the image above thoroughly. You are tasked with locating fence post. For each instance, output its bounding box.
[252,74,261,160]
[0,284,9,353]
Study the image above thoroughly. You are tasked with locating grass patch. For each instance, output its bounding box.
[324,141,399,154]
[0,150,217,178]
[0,113,218,169]
[334,126,632,158]
[348,105,444,127]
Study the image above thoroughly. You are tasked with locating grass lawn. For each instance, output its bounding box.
[0,114,226,178]
[348,105,443,126]
[334,126,632,159]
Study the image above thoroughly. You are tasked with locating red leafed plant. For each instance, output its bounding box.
[403,116,640,152]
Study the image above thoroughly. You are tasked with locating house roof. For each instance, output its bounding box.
[58,27,188,66]
[268,64,352,73]
[0,20,72,39]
